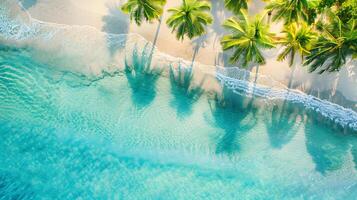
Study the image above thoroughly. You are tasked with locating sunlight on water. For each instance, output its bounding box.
[1,46,357,199]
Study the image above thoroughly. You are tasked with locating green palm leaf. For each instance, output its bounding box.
[221,10,275,67]
[304,15,356,74]
[266,0,309,25]
[224,0,248,15]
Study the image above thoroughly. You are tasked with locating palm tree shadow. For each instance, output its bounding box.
[210,0,230,47]
[265,67,304,149]
[304,117,349,175]
[352,140,357,170]
[215,51,237,68]
[208,85,258,155]
[169,64,204,118]
[102,2,129,34]
[102,2,130,56]
[265,99,303,149]
[306,64,357,112]
[210,0,236,69]
[18,0,37,10]
[190,35,209,66]
[125,44,162,109]
[146,16,164,72]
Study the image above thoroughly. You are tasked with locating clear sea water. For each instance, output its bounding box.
[1,46,357,200]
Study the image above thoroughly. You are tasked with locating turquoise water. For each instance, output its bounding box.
[1,46,357,199]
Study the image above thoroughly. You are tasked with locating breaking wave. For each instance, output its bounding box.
[0,0,356,132]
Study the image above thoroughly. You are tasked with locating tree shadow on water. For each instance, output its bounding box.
[125,44,162,109]
[304,117,349,175]
[18,0,37,10]
[263,64,305,149]
[264,99,303,149]
[207,85,258,155]
[352,140,357,170]
[169,64,204,119]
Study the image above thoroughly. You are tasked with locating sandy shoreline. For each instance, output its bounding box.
[15,0,357,110]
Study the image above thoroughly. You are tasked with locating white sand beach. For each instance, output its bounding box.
[18,0,357,109]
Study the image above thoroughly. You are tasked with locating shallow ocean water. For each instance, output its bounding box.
[1,46,357,200]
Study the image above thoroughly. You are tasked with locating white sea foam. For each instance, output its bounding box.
[216,74,357,131]
[0,0,356,132]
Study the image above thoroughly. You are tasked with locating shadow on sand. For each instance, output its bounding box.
[190,35,209,67]
[210,0,231,47]
[102,2,129,34]
[102,2,130,56]
[210,0,236,68]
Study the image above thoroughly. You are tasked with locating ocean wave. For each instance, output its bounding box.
[0,0,356,132]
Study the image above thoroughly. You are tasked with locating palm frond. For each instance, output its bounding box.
[266,0,310,25]
[304,17,356,73]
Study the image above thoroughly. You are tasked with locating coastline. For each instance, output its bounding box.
[18,0,357,111]
[1,2,357,198]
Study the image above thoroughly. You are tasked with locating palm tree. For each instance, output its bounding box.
[221,10,275,82]
[166,0,213,65]
[266,0,309,25]
[277,22,316,87]
[121,0,166,26]
[224,0,248,15]
[277,23,316,67]
[166,0,213,40]
[121,0,167,68]
[304,15,357,74]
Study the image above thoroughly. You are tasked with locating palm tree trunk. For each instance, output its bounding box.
[329,75,340,101]
[287,52,299,89]
[147,16,163,69]
[252,65,260,96]
[191,45,200,68]
[288,66,296,89]
[254,65,259,84]
[152,16,163,48]
[267,11,272,25]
